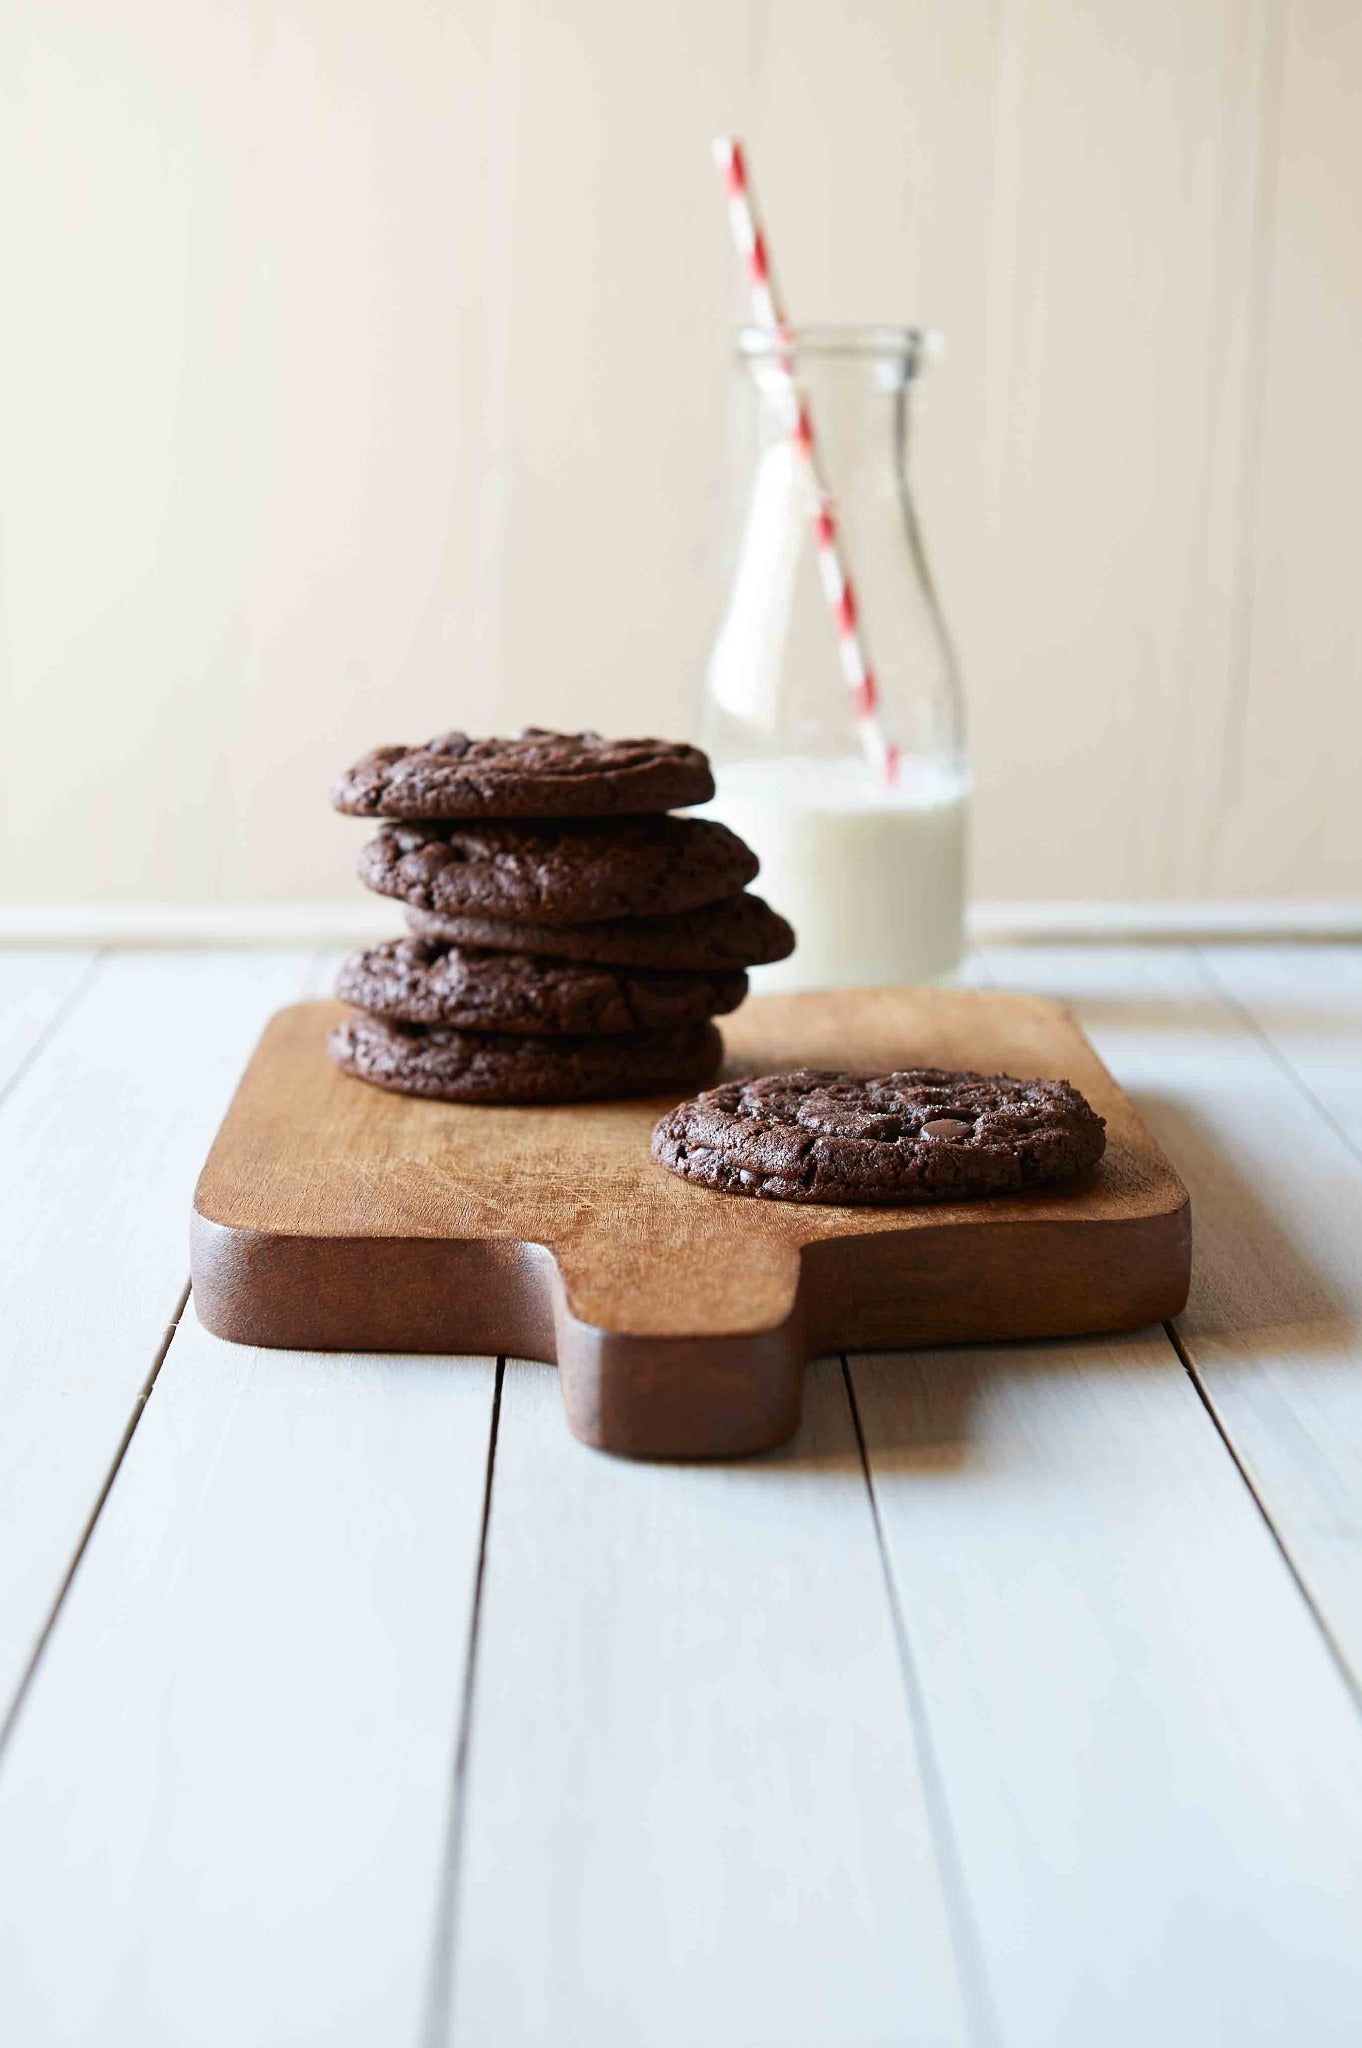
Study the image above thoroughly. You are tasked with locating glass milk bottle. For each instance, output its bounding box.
[702,324,968,991]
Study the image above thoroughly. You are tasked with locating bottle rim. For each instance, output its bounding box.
[736,323,934,367]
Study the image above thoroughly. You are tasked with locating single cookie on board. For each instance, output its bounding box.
[652,1067,1107,1205]
[358,816,758,926]
[332,728,714,820]
[336,937,747,1035]
[330,1012,723,1105]
[404,890,795,971]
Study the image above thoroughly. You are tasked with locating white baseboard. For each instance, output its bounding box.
[968,900,1362,942]
[0,901,408,946]
[1,899,1360,946]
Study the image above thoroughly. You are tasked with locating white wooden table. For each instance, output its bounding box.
[3,942,1362,2047]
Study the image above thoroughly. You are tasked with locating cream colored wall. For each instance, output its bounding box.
[1,0,1358,909]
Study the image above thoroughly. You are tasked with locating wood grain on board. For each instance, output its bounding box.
[192,986,1190,1459]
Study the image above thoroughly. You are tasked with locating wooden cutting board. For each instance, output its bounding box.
[192,988,1190,1460]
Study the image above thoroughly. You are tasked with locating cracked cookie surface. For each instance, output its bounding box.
[358,815,758,925]
[330,1012,723,1104]
[403,890,794,971]
[651,1067,1106,1205]
[333,728,714,820]
[337,937,746,1035]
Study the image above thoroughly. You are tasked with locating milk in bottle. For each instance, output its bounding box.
[702,325,968,990]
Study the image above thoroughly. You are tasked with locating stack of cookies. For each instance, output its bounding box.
[327,730,795,1104]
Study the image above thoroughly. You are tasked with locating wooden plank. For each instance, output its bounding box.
[0,949,95,1088]
[8,0,1333,909]
[974,0,1272,898]
[442,1356,972,2048]
[1201,943,1362,1155]
[0,1308,496,2048]
[0,949,312,1718]
[1209,1,1362,896]
[0,0,499,905]
[852,1327,1362,2046]
[984,943,1362,1684]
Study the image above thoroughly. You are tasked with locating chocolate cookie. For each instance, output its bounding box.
[651,1067,1106,1205]
[358,816,758,926]
[333,728,714,820]
[330,1012,723,1105]
[336,937,747,1035]
[404,890,795,971]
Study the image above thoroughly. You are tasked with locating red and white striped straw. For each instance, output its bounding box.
[712,137,898,784]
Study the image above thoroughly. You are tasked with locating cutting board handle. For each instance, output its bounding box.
[555,1317,805,1460]
[549,1245,805,1459]
[191,1215,807,1460]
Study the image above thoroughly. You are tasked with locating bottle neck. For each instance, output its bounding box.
[715,326,964,778]
[743,333,921,455]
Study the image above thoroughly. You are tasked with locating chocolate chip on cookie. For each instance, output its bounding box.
[330,1011,723,1105]
[332,728,714,820]
[403,890,794,971]
[358,815,758,926]
[651,1067,1106,1204]
[336,937,746,1035]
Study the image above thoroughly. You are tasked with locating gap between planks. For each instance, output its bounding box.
[1161,1312,1360,1717]
[433,1356,977,2046]
[980,937,1362,1703]
[0,1281,190,1763]
[420,1356,506,2048]
[845,1322,1362,2046]
[418,1351,987,2048]
[1195,945,1362,1184]
[841,1356,1003,2048]
[0,950,103,1113]
[0,1317,502,2047]
[0,943,335,1737]
[981,940,1362,1696]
